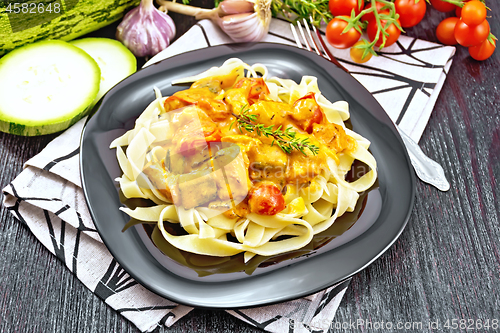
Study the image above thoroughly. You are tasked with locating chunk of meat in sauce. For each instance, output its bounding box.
[164,87,231,121]
[222,78,272,113]
[211,145,252,204]
[190,72,239,94]
[286,150,324,184]
[312,123,356,153]
[233,78,270,103]
[177,169,219,209]
[171,107,221,156]
[247,143,288,187]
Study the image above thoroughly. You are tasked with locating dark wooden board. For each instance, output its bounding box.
[1,1,499,332]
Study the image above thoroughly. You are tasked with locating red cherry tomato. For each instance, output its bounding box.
[436,17,459,45]
[461,0,487,26]
[329,0,364,17]
[248,183,286,215]
[456,0,470,18]
[454,18,490,47]
[362,1,389,23]
[469,37,496,60]
[394,0,426,28]
[430,0,456,12]
[325,16,361,49]
[367,19,402,47]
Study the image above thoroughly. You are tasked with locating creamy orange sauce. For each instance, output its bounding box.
[148,74,356,216]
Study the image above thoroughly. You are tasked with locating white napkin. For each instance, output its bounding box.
[3,18,455,333]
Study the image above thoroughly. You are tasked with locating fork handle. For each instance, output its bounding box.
[397,126,450,191]
[314,29,349,73]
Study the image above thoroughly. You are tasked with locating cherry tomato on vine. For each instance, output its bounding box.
[366,19,402,47]
[455,0,470,18]
[430,0,456,12]
[454,18,490,47]
[461,0,487,26]
[325,16,361,49]
[394,0,426,28]
[436,17,459,45]
[350,40,373,63]
[329,0,364,17]
[362,1,389,23]
[468,37,496,60]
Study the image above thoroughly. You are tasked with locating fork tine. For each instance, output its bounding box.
[290,17,349,73]
[302,19,322,56]
[306,19,332,61]
[308,16,349,73]
[290,24,303,49]
[296,21,312,52]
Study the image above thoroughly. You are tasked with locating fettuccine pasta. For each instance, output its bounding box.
[110,58,377,261]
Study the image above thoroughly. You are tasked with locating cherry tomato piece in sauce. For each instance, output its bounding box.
[248,183,286,215]
[394,0,426,28]
[329,0,364,17]
[469,37,496,61]
[436,17,459,45]
[454,18,490,47]
[290,92,323,133]
[430,0,456,12]
[325,16,361,49]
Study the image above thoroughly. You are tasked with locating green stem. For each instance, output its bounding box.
[440,0,466,7]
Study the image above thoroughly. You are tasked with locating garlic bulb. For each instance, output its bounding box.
[117,0,176,57]
[157,0,272,43]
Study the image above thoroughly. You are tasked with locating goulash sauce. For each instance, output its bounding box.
[144,73,356,218]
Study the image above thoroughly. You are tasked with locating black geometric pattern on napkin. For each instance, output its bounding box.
[43,147,79,171]
[94,259,138,300]
[233,311,284,330]
[43,209,67,264]
[4,186,28,227]
[312,279,351,318]
[196,23,212,47]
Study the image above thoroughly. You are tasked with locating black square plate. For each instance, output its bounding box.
[80,43,415,309]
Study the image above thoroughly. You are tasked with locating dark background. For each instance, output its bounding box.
[1,0,499,332]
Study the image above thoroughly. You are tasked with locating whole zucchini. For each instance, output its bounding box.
[0,0,140,56]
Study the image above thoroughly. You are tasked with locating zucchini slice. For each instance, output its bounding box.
[0,40,100,136]
[70,38,137,105]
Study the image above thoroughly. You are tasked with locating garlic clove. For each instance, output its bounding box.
[217,2,270,43]
[221,14,267,42]
[219,0,255,15]
[157,0,271,43]
[117,0,176,57]
[220,13,254,24]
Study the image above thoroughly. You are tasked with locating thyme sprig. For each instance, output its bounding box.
[230,108,319,156]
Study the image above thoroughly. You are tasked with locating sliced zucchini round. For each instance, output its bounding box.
[0,40,100,136]
[70,38,137,105]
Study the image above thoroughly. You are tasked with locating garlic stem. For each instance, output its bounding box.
[157,0,271,42]
[158,0,216,20]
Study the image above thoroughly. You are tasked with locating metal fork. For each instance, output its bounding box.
[291,18,450,192]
